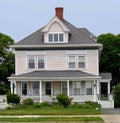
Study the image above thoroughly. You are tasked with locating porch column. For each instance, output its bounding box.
[14,81,17,94]
[10,81,13,93]
[96,80,99,95]
[39,81,42,103]
[108,82,110,95]
[93,80,97,102]
[67,80,70,96]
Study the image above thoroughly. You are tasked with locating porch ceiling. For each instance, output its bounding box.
[8,70,101,81]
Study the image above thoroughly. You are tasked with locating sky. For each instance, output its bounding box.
[0,0,120,42]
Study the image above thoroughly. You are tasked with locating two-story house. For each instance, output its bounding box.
[8,7,114,108]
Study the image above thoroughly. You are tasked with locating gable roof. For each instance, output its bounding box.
[8,70,101,81]
[10,19,102,50]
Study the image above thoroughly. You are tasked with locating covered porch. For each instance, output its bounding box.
[8,70,113,108]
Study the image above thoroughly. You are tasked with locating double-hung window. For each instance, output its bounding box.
[86,82,92,95]
[48,33,64,43]
[73,82,81,95]
[69,56,76,68]
[28,56,35,69]
[37,56,45,69]
[28,55,45,70]
[68,55,86,69]
[32,82,39,96]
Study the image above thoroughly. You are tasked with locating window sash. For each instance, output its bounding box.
[38,56,44,69]
[32,82,39,96]
[28,56,35,69]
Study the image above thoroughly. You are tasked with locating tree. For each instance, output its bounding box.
[0,33,15,94]
[113,83,120,108]
[98,33,120,86]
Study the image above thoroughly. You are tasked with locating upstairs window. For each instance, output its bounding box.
[27,55,45,70]
[48,33,64,43]
[68,55,86,69]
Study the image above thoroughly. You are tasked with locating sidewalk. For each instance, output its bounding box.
[0,115,119,122]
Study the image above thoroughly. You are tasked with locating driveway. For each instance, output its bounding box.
[102,108,120,114]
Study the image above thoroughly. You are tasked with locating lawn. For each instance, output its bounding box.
[0,106,102,115]
[0,117,104,122]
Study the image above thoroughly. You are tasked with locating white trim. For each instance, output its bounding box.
[67,80,69,96]
[41,16,70,32]
[39,81,42,103]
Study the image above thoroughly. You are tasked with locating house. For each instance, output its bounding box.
[8,7,114,108]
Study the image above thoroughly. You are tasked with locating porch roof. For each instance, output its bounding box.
[8,70,101,81]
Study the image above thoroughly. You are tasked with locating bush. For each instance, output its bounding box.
[40,101,49,107]
[85,101,101,109]
[6,93,20,105]
[113,83,120,108]
[22,98,34,106]
[56,94,72,108]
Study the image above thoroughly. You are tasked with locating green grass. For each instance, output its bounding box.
[0,117,103,122]
[0,106,101,115]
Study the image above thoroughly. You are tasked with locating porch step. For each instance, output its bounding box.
[99,100,114,109]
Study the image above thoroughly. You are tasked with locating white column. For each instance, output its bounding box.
[10,81,13,93]
[39,81,42,103]
[67,80,70,97]
[93,80,96,102]
[108,82,110,95]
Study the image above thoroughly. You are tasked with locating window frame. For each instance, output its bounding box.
[86,82,93,95]
[68,55,86,69]
[27,55,45,70]
[72,82,81,95]
[48,33,64,43]
[32,81,39,96]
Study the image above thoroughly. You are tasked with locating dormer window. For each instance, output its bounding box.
[48,33,64,43]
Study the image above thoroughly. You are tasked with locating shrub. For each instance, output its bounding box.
[40,101,49,107]
[85,101,101,109]
[56,94,72,108]
[113,83,120,108]
[22,98,34,106]
[6,93,20,105]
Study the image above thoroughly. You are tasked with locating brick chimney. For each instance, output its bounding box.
[55,7,63,21]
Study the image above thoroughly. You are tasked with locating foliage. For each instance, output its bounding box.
[22,98,34,106]
[56,94,72,108]
[113,83,120,107]
[85,101,101,109]
[97,33,120,86]
[6,93,20,105]
[0,33,15,94]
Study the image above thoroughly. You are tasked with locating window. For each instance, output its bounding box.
[86,82,92,95]
[28,56,35,69]
[22,82,27,95]
[68,55,86,69]
[69,56,76,68]
[28,55,45,70]
[61,81,67,95]
[45,82,51,95]
[48,33,64,43]
[38,56,44,69]
[73,82,81,95]
[78,56,85,68]
[32,82,39,96]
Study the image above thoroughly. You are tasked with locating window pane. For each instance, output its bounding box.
[69,56,75,68]
[74,88,80,95]
[28,56,35,69]
[32,82,39,96]
[54,34,58,42]
[86,88,92,95]
[38,56,44,69]
[48,34,53,42]
[79,56,84,62]
[62,82,67,95]
[59,33,63,42]
[22,82,27,95]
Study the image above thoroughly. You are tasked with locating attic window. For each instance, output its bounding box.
[48,33,64,43]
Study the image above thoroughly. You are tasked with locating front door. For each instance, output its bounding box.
[45,82,51,95]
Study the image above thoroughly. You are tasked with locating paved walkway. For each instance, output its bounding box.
[0,115,119,122]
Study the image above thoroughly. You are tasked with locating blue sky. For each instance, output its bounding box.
[0,0,120,42]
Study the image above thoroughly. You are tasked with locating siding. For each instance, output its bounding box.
[15,51,27,75]
[46,50,67,70]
